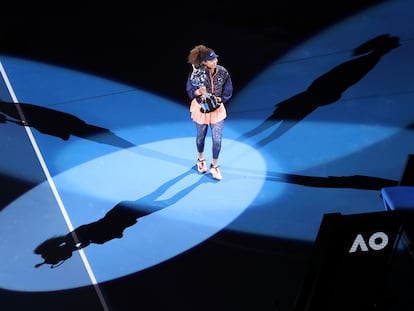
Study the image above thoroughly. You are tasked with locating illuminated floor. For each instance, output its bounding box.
[1,2,414,310]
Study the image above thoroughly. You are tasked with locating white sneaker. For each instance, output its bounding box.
[197,159,207,173]
[210,164,222,180]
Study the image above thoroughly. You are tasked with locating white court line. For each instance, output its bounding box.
[0,60,110,311]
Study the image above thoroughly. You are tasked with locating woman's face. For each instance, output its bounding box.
[203,58,218,70]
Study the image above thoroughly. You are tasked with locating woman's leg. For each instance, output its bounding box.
[210,120,224,163]
[210,120,224,180]
[196,123,208,155]
[196,123,208,173]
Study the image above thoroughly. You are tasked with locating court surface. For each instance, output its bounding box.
[1,1,414,310]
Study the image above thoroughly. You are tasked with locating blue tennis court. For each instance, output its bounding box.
[1,1,414,310]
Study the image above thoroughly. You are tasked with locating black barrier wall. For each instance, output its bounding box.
[294,211,403,311]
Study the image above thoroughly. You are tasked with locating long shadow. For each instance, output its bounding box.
[268,172,398,190]
[33,167,213,268]
[225,166,398,190]
[240,34,401,147]
[0,101,134,148]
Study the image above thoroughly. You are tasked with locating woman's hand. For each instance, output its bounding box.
[195,86,207,96]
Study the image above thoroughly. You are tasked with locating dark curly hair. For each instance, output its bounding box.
[187,44,213,65]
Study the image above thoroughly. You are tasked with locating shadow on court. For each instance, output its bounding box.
[33,167,215,268]
[240,34,401,147]
[0,101,134,148]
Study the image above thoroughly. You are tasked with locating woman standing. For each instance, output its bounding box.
[186,44,233,180]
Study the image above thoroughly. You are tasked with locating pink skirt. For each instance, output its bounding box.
[189,98,227,125]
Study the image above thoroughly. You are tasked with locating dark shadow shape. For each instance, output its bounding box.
[0,101,134,148]
[226,167,398,191]
[241,34,401,147]
[34,168,213,268]
[0,173,36,212]
[404,122,414,131]
[268,172,398,190]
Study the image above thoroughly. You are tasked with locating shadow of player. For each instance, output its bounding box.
[0,101,134,148]
[34,167,213,268]
[240,34,401,147]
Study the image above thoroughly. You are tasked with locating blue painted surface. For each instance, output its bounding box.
[0,0,413,300]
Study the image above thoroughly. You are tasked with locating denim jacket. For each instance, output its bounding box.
[186,64,233,104]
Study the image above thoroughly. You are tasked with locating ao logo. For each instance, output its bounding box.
[349,232,389,253]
